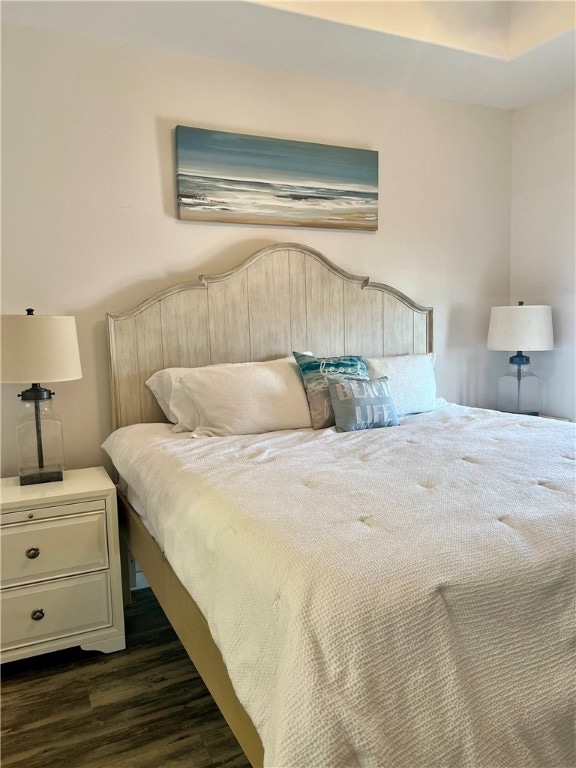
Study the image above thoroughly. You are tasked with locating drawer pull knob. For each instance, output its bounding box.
[31,609,45,621]
[25,546,40,559]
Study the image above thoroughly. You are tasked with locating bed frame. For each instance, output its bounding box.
[107,242,433,767]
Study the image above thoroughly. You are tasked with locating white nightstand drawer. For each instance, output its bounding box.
[1,572,112,650]
[0,499,104,526]
[1,512,108,588]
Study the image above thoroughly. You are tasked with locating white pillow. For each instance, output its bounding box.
[180,357,312,437]
[145,367,196,432]
[365,353,437,416]
[146,356,313,434]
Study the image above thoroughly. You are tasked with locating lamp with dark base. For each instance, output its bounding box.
[17,382,63,484]
[487,302,554,417]
[1,309,82,485]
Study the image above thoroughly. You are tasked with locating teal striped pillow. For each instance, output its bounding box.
[328,377,399,432]
[293,352,369,429]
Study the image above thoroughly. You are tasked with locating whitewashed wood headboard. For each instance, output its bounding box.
[107,242,433,429]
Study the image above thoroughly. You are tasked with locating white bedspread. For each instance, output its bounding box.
[103,404,576,768]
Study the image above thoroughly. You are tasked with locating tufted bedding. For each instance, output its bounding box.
[103,403,575,768]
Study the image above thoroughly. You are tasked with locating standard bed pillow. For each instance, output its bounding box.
[293,352,369,429]
[146,356,310,434]
[365,353,437,416]
[180,357,312,437]
[145,367,198,432]
[328,376,399,432]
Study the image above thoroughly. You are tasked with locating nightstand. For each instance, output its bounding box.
[0,467,125,662]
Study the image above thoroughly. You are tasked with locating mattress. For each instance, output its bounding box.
[102,404,576,768]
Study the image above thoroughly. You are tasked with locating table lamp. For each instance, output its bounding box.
[1,310,82,485]
[487,302,553,416]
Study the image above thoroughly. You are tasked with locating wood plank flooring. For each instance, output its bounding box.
[1,588,251,768]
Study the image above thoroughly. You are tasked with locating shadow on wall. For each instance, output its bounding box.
[447,303,499,409]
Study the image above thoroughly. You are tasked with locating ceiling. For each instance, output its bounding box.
[2,0,575,110]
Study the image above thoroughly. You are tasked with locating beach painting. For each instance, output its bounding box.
[175,126,378,230]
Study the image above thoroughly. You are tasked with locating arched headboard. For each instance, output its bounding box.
[107,242,433,429]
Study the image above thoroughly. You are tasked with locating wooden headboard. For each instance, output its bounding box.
[107,242,433,430]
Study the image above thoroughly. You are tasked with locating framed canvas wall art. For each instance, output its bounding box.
[175,126,378,231]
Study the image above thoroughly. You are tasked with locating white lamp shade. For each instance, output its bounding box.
[487,305,554,352]
[1,314,82,383]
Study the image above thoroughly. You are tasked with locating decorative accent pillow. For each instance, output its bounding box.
[145,367,198,432]
[328,376,399,432]
[365,353,437,416]
[293,352,369,429]
[180,357,312,437]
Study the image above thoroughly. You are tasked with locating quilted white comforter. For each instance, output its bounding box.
[103,404,576,768]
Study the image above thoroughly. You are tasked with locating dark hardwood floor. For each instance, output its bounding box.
[1,588,251,768]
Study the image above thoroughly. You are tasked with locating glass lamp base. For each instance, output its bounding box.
[497,364,540,416]
[16,388,65,486]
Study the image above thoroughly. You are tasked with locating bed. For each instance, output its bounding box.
[104,242,575,768]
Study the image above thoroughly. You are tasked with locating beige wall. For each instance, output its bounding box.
[510,88,576,421]
[1,24,513,476]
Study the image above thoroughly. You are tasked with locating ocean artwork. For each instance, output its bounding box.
[175,126,378,230]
